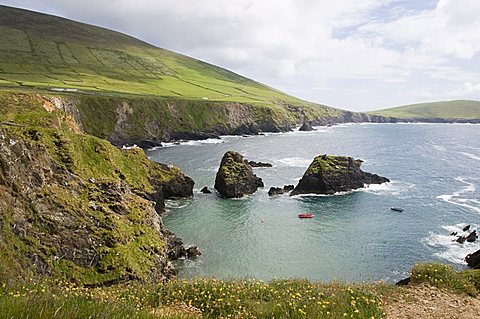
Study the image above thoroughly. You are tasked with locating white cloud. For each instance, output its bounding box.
[2,0,480,110]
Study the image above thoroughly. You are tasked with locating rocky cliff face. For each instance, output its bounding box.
[291,155,389,195]
[0,94,195,285]
[214,151,264,198]
[42,94,362,147]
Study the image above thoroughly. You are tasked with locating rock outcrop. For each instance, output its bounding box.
[291,155,389,195]
[248,161,273,168]
[0,121,194,285]
[268,185,295,196]
[299,122,315,131]
[214,151,264,198]
[466,249,480,269]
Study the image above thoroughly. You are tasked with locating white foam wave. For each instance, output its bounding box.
[424,223,480,264]
[431,142,446,152]
[274,157,311,167]
[459,151,480,161]
[121,144,140,150]
[165,200,192,209]
[363,181,415,196]
[158,138,224,148]
[437,177,480,213]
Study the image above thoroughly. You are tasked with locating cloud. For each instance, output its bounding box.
[2,0,480,110]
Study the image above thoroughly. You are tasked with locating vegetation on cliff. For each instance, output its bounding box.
[0,91,193,286]
[0,4,348,142]
[369,100,480,121]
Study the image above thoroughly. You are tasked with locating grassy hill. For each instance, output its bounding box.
[369,100,480,120]
[0,5,318,107]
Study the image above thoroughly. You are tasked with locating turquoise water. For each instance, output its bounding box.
[146,124,480,282]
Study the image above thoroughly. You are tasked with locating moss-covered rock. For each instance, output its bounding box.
[291,155,389,195]
[0,94,194,285]
[214,151,264,198]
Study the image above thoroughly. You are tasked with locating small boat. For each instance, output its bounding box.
[298,213,314,219]
[390,207,404,212]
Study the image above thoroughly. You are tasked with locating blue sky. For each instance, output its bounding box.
[2,0,480,111]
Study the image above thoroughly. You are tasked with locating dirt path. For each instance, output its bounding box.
[382,284,480,319]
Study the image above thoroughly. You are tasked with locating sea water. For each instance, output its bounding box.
[146,123,480,282]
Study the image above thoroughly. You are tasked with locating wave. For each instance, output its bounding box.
[363,181,415,196]
[437,177,480,213]
[274,157,312,167]
[424,223,480,265]
[121,144,140,149]
[459,151,480,161]
[431,142,446,152]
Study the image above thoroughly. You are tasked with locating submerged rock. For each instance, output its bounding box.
[214,151,264,198]
[248,160,273,168]
[291,154,390,195]
[268,185,296,196]
[299,122,315,131]
[268,187,284,196]
[200,186,212,194]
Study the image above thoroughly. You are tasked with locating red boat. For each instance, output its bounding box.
[298,213,314,219]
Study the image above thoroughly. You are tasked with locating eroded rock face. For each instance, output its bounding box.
[214,151,264,198]
[0,127,193,285]
[291,155,389,195]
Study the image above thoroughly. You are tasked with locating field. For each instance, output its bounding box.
[0,5,322,109]
[369,100,480,120]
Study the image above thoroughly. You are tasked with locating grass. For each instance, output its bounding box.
[0,4,341,124]
[369,100,480,120]
[304,155,351,175]
[0,278,386,319]
[410,263,480,297]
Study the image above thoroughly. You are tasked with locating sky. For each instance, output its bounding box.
[2,0,480,111]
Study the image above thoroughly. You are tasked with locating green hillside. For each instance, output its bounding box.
[0,5,317,107]
[370,100,480,120]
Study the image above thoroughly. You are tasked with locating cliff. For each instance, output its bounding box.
[0,93,194,285]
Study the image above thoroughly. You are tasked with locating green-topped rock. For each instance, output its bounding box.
[291,155,389,195]
[214,151,264,198]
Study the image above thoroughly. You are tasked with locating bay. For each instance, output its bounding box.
[146,123,480,282]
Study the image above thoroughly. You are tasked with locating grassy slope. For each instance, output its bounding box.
[369,100,480,120]
[0,5,333,113]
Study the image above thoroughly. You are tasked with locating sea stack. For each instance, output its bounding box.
[291,155,389,195]
[214,151,264,198]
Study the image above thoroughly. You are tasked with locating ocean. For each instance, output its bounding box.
[146,123,480,282]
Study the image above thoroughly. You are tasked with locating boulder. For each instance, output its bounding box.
[200,186,212,194]
[456,236,466,244]
[466,249,480,269]
[268,187,284,196]
[248,160,273,168]
[291,155,389,195]
[214,151,264,198]
[463,225,471,232]
[299,122,315,131]
[466,230,477,243]
[186,246,201,258]
[283,185,295,192]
